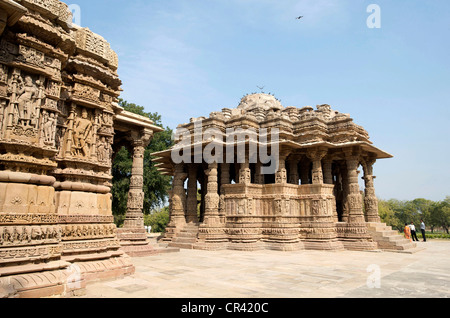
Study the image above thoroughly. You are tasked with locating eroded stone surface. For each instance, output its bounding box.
[0,0,161,298]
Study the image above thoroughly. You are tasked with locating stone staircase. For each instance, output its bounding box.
[168,223,200,250]
[367,222,423,253]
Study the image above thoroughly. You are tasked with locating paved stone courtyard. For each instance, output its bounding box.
[77,240,449,298]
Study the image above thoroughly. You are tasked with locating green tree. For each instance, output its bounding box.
[386,199,409,231]
[144,207,170,233]
[430,197,450,234]
[378,199,401,230]
[112,99,174,225]
[410,198,434,222]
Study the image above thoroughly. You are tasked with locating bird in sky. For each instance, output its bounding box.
[257,85,265,92]
[296,16,304,20]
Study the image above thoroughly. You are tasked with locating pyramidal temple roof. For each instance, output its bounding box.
[152,93,393,176]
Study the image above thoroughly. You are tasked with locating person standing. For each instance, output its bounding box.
[420,219,427,242]
[404,223,412,242]
[409,222,419,242]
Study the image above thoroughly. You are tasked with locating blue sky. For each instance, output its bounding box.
[69,0,450,201]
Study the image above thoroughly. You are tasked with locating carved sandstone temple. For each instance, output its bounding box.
[0,0,163,297]
[153,93,416,252]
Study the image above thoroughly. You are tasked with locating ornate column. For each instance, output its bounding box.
[302,148,342,251]
[340,149,376,251]
[204,162,220,224]
[197,162,227,249]
[169,164,188,227]
[307,148,327,185]
[362,158,381,223]
[186,165,199,224]
[275,152,288,184]
[345,154,365,224]
[117,129,160,256]
[239,154,251,185]
[123,134,151,229]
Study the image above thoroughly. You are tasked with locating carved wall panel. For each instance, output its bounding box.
[0,0,149,297]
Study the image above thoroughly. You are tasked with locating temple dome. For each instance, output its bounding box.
[238,93,284,112]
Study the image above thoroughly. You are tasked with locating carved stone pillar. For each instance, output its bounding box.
[275,153,288,184]
[239,154,251,185]
[196,162,227,249]
[363,159,381,223]
[345,155,365,224]
[204,162,220,224]
[123,139,148,229]
[117,130,162,257]
[186,165,199,224]
[307,149,327,185]
[339,150,376,251]
[170,164,188,227]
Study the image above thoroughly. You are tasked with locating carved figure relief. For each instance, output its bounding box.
[14,75,40,127]
[275,169,287,184]
[97,136,112,163]
[71,108,93,157]
[42,111,57,146]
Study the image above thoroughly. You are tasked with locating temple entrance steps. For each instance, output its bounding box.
[168,223,200,250]
[367,222,424,253]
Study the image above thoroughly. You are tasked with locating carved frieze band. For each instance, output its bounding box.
[0,225,60,247]
[61,238,121,253]
[0,213,58,225]
[0,214,114,225]
[61,224,116,241]
[0,244,62,264]
[58,215,114,224]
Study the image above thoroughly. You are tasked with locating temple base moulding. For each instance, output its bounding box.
[117,227,179,257]
[0,255,134,298]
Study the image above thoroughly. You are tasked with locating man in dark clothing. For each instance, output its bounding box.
[409,222,419,242]
[420,219,427,242]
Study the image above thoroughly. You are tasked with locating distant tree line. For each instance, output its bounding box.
[378,196,450,234]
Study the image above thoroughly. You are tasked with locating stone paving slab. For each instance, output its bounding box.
[76,241,450,299]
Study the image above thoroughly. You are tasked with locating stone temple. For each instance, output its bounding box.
[0,0,418,299]
[153,93,416,252]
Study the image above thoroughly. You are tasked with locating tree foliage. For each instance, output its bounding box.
[379,196,450,233]
[144,206,170,233]
[112,99,174,225]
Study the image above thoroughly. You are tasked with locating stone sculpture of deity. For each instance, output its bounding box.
[72,108,92,157]
[15,76,38,127]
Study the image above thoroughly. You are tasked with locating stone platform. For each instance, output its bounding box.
[74,240,450,299]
